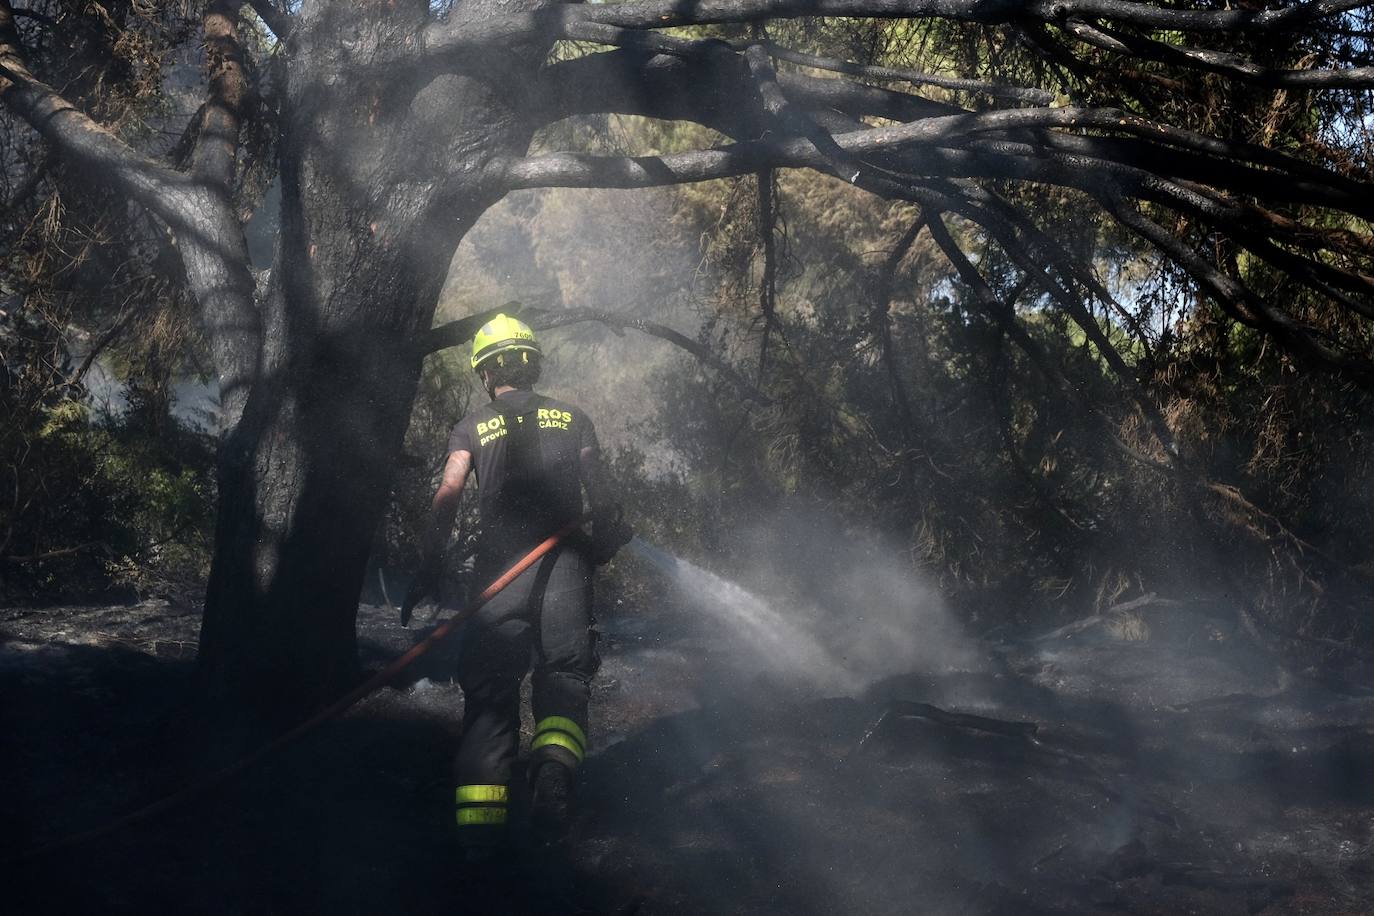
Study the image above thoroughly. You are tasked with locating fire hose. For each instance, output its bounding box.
[17,522,579,861]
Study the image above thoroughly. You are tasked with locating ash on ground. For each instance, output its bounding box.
[2,596,1371,915]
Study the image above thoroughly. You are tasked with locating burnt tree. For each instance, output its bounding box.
[3,0,1373,719]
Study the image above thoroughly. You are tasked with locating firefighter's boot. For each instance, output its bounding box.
[529,758,575,842]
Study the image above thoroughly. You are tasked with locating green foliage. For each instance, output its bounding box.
[1,0,224,601]
[0,364,216,601]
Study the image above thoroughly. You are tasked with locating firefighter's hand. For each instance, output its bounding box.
[400,561,439,627]
[589,504,634,566]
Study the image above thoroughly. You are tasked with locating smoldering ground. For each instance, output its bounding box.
[623,508,979,699]
[5,544,1373,914]
[584,510,1374,914]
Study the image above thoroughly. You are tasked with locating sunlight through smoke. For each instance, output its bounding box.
[629,537,977,695]
[630,537,852,689]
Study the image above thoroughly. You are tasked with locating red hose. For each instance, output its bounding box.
[18,522,579,860]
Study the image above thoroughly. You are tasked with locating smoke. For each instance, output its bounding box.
[628,521,980,697]
[441,185,984,697]
[440,185,703,463]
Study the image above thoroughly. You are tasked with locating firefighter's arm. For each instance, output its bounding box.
[401,450,472,623]
[421,449,472,561]
[579,445,633,565]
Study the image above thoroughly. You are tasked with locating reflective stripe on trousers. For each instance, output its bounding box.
[531,715,587,764]
[454,545,597,790]
[455,784,508,827]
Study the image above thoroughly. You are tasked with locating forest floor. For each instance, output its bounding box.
[2,588,1373,915]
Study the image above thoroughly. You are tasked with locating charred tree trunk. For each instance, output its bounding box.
[194,0,547,721]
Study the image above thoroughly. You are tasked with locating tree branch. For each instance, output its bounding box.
[418,0,1371,72]
[0,0,191,221]
[585,0,1372,31]
[923,210,1172,472]
[0,0,262,429]
[67,305,139,388]
[972,185,1158,360]
[246,0,293,40]
[939,189,1182,458]
[420,306,771,405]
[754,41,1055,104]
[920,143,1374,338]
[869,216,926,463]
[3,541,103,564]
[177,0,260,429]
[1062,16,1374,88]
[534,308,772,404]
[492,105,1141,190]
[943,138,1374,321]
[1103,195,1368,374]
[756,167,780,379]
[8,6,53,26]
[533,39,958,134]
[744,40,866,181]
[414,304,525,357]
[500,97,1374,345]
[534,59,1374,341]
[192,0,250,192]
[532,47,768,138]
[572,0,1370,37]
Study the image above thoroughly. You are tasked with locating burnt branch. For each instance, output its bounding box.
[532,36,958,134]
[176,0,259,427]
[0,0,261,427]
[414,304,523,357]
[8,6,52,26]
[247,0,294,40]
[531,308,770,404]
[756,167,779,380]
[1103,195,1368,374]
[1062,17,1374,88]
[192,0,250,196]
[492,106,1153,190]
[869,216,926,462]
[752,41,1055,104]
[565,0,1370,33]
[533,47,768,138]
[923,211,1173,472]
[421,0,1371,58]
[0,0,193,221]
[421,306,771,405]
[743,40,865,181]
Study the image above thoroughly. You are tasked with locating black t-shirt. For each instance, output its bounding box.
[448,389,597,562]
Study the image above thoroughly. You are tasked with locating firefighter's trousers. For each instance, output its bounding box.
[452,542,597,836]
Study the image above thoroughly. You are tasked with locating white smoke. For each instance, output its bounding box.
[630,531,979,696]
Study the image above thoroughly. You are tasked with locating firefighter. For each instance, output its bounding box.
[403,313,632,858]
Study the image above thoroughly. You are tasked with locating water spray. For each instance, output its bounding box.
[627,537,857,693]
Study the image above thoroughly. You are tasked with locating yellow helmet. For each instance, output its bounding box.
[471,313,540,370]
